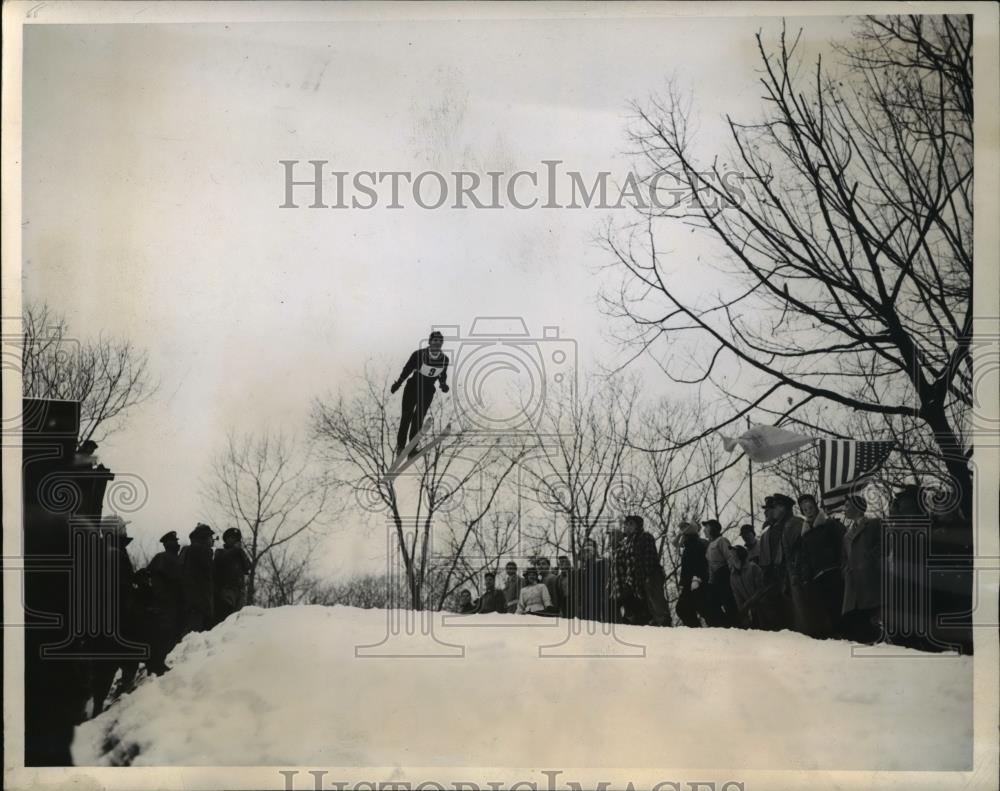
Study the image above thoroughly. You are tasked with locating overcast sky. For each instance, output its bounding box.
[22,13,852,572]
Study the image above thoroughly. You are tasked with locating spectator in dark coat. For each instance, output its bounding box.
[925,497,973,655]
[740,523,761,565]
[618,515,672,626]
[213,527,252,625]
[474,572,508,614]
[703,519,739,627]
[91,521,145,715]
[794,494,846,638]
[180,523,216,634]
[675,522,710,628]
[502,561,524,614]
[728,545,766,628]
[556,556,573,617]
[755,494,799,631]
[146,530,186,674]
[841,495,884,644]
[575,538,610,622]
[537,557,563,615]
[455,589,476,613]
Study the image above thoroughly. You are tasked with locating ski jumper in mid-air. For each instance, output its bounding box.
[390,330,449,457]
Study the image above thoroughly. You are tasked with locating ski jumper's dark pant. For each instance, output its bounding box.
[397,378,435,452]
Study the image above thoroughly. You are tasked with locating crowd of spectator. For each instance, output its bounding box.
[89,521,252,715]
[452,488,974,655]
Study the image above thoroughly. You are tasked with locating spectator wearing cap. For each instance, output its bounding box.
[474,571,508,614]
[739,524,761,565]
[755,494,800,631]
[502,561,524,614]
[516,567,553,615]
[91,520,144,713]
[703,519,739,627]
[180,523,216,634]
[213,527,252,626]
[146,530,186,674]
[618,515,672,627]
[793,494,846,638]
[673,521,709,627]
[841,495,884,644]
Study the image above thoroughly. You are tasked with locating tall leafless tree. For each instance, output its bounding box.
[21,302,156,443]
[203,429,332,605]
[519,377,642,562]
[310,364,527,610]
[602,15,973,512]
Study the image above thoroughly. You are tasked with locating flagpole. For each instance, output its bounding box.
[747,416,755,530]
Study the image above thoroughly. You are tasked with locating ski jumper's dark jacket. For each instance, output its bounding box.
[396,349,449,392]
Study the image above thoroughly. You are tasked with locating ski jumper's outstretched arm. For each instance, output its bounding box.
[390,351,420,394]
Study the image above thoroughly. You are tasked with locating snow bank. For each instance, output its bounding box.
[71,605,972,769]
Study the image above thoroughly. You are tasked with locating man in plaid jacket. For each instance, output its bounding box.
[617,515,673,627]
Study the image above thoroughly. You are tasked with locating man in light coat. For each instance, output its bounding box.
[841,495,884,644]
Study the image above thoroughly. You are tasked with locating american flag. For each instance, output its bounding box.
[819,439,895,512]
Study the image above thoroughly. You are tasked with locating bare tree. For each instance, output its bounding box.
[310,573,405,609]
[311,363,527,610]
[602,15,973,512]
[254,534,323,608]
[518,377,642,563]
[203,429,332,605]
[22,301,156,443]
[633,398,747,605]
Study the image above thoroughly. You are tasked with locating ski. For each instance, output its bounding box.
[384,422,455,482]
[384,417,433,480]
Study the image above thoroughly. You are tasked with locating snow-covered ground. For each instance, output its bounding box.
[71,605,973,769]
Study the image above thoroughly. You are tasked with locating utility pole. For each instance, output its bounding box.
[747,415,755,530]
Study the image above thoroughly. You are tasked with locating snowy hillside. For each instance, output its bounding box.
[72,605,972,769]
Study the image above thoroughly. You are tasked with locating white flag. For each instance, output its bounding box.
[720,424,815,463]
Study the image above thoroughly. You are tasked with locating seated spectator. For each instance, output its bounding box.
[502,561,524,614]
[516,567,553,615]
[455,589,476,613]
[728,545,765,629]
[474,572,507,614]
